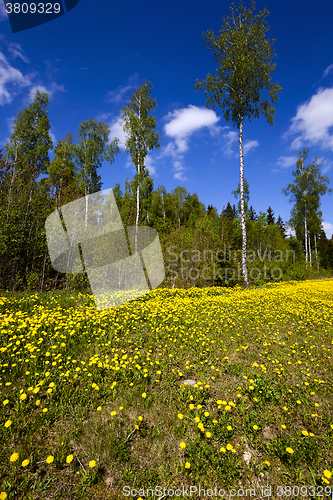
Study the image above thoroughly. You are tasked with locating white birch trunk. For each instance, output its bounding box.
[314,233,319,270]
[6,148,18,222]
[308,230,312,268]
[238,115,248,287]
[304,209,308,268]
[135,98,141,254]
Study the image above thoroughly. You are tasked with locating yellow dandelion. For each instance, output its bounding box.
[264,460,270,466]
[226,444,233,451]
[4,420,12,428]
[142,392,147,398]
[89,460,96,468]
[302,430,308,436]
[0,492,8,499]
[22,459,30,467]
[179,442,186,449]
[42,408,48,413]
[286,447,294,454]
[46,456,54,464]
[66,455,73,464]
[227,426,232,431]
[10,452,19,462]
[206,432,212,438]
[323,470,332,479]
[178,413,184,420]
[220,447,226,453]
[184,462,191,469]
[97,406,102,411]
[253,425,259,430]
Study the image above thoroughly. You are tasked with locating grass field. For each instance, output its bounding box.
[0,279,333,499]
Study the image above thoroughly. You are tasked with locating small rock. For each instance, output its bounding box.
[243,451,252,464]
[180,379,197,387]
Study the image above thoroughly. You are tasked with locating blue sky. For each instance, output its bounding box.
[0,0,333,237]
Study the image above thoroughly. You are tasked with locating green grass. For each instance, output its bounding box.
[0,280,333,499]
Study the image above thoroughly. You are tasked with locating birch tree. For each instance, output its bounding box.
[75,118,120,225]
[283,148,332,269]
[120,81,161,253]
[195,0,282,287]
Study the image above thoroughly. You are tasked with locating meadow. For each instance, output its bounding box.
[0,279,333,499]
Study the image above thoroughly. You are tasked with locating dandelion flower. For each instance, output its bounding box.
[220,447,226,453]
[89,460,96,468]
[42,408,48,413]
[184,462,190,469]
[4,420,12,428]
[142,393,147,398]
[206,432,212,438]
[10,452,19,462]
[97,406,102,411]
[227,426,232,431]
[22,459,29,467]
[302,430,308,436]
[179,442,186,449]
[178,413,184,420]
[66,455,73,464]
[286,447,294,454]
[226,444,233,451]
[0,492,8,499]
[264,460,270,466]
[46,456,54,464]
[323,470,332,479]
[253,425,259,430]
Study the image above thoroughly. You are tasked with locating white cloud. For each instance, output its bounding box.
[106,74,139,104]
[172,161,187,181]
[321,158,333,174]
[276,155,298,169]
[285,87,333,152]
[323,221,333,238]
[161,105,220,180]
[144,155,156,176]
[243,139,259,155]
[7,42,29,63]
[323,64,333,78]
[0,51,31,105]
[164,105,220,153]
[222,130,238,156]
[108,115,128,150]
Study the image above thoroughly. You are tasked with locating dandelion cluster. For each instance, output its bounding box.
[0,280,332,494]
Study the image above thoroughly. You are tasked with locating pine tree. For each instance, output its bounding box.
[266,206,275,224]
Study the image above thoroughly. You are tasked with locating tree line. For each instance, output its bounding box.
[0,0,332,292]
